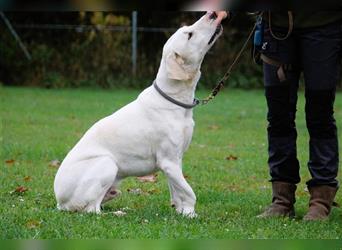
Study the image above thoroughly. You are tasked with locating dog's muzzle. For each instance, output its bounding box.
[208,25,222,45]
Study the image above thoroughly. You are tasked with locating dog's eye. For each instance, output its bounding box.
[187,32,193,40]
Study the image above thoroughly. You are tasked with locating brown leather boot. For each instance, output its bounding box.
[303,185,338,221]
[257,181,297,218]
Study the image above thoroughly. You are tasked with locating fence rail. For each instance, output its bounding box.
[13,23,178,33]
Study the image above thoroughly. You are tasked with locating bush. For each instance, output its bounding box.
[1,12,340,89]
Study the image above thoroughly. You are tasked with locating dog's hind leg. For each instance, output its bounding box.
[77,156,119,213]
[102,180,122,205]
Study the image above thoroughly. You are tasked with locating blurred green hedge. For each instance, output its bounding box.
[1,12,340,89]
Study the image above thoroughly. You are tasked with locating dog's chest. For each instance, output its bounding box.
[181,118,194,150]
[160,113,194,152]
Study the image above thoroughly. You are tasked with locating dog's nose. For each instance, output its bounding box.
[209,12,217,20]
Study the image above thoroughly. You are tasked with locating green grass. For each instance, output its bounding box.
[1,86,342,239]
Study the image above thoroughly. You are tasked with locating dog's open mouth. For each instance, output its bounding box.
[208,25,222,45]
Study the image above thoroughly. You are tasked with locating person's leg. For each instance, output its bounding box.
[258,26,301,218]
[300,22,341,220]
[265,75,301,185]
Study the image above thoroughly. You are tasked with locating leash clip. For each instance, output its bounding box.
[194,99,201,106]
[200,99,209,105]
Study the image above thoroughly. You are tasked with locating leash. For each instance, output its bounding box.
[196,21,257,106]
[154,17,258,109]
[268,11,293,41]
[199,11,294,105]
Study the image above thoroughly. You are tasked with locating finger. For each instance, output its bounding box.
[215,11,228,24]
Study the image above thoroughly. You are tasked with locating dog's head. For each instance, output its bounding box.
[162,13,223,81]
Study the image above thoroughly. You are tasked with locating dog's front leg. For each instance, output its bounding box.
[168,182,182,209]
[160,160,197,218]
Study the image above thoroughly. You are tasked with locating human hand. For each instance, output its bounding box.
[207,11,229,24]
[216,11,229,23]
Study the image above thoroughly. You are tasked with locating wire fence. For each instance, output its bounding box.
[12,24,179,74]
[1,12,267,88]
[4,11,180,75]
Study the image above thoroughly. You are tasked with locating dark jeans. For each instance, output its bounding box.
[262,21,342,187]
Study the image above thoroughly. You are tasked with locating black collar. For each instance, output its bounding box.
[153,81,199,109]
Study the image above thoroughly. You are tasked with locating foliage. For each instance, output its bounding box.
[2,87,342,239]
[1,12,341,89]
[1,12,132,88]
[0,12,266,89]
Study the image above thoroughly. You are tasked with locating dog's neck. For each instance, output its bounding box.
[155,61,201,106]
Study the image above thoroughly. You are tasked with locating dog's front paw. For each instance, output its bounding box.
[184,211,198,218]
[176,207,197,218]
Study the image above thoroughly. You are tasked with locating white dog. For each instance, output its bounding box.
[54,13,223,218]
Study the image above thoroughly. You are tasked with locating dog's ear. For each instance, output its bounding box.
[165,52,190,81]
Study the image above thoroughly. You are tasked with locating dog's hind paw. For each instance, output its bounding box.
[102,189,122,204]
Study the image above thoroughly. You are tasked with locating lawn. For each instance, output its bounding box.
[1,86,342,239]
